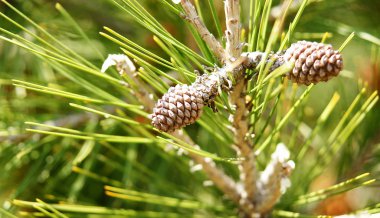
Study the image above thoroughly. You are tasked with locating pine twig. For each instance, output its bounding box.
[151,40,344,131]
[256,144,294,214]
[229,77,258,209]
[180,0,226,63]
[103,54,245,210]
[150,11,344,214]
[225,0,257,211]
[173,132,242,204]
[163,1,258,214]
[225,0,242,60]
[101,54,156,111]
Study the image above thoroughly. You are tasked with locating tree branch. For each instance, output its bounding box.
[180,0,226,63]
[229,75,258,209]
[255,144,294,214]
[173,132,243,205]
[225,0,241,60]
[102,53,247,211]
[225,0,258,212]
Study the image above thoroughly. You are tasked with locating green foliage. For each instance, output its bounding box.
[1,0,380,217]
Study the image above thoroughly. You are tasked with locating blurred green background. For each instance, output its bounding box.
[1,0,380,216]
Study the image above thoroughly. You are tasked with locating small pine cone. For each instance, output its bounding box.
[151,84,204,132]
[284,41,343,85]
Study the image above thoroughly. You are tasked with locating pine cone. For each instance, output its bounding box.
[151,72,223,132]
[284,41,343,85]
[151,84,204,132]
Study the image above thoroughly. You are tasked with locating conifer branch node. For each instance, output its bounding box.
[151,41,343,132]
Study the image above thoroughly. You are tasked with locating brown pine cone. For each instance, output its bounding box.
[284,41,343,85]
[151,84,204,132]
[151,71,223,132]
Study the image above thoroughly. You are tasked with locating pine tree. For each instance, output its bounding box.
[1,0,380,217]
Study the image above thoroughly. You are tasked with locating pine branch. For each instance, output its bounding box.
[101,54,156,111]
[173,132,243,205]
[229,77,258,208]
[104,54,244,207]
[4,1,376,217]
[256,144,294,214]
[150,38,344,215]
[225,0,242,60]
[160,1,260,214]
[224,0,258,211]
[180,0,226,63]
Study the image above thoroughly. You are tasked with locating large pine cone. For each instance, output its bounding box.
[284,41,343,85]
[151,84,204,132]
